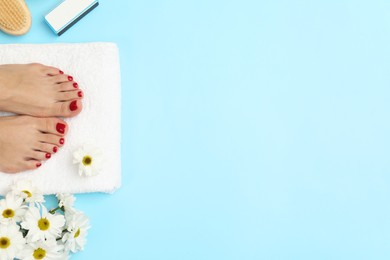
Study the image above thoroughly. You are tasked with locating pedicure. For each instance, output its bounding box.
[73,82,78,88]
[56,123,66,134]
[53,146,58,153]
[59,70,64,74]
[70,100,78,111]
[59,138,65,145]
[36,163,42,168]
[78,91,83,98]
[45,153,51,159]
[68,76,73,81]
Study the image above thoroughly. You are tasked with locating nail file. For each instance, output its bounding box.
[45,0,99,36]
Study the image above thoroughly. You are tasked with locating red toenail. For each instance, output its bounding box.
[78,91,83,98]
[45,153,51,159]
[56,123,66,134]
[36,163,41,168]
[70,100,78,111]
[59,138,65,145]
[68,76,73,81]
[59,70,64,74]
[53,146,58,153]
[73,82,78,88]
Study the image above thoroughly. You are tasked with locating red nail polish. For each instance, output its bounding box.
[56,123,66,134]
[45,153,51,159]
[59,70,64,74]
[73,82,78,88]
[68,76,73,81]
[70,100,78,111]
[36,162,41,168]
[59,138,65,145]
[53,146,58,153]
[78,91,83,98]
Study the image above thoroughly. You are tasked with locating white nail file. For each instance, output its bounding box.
[45,0,99,36]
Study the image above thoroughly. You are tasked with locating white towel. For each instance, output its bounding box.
[0,42,121,195]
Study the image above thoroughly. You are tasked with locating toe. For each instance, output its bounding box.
[56,90,83,101]
[29,151,52,161]
[36,118,68,136]
[53,100,83,117]
[44,66,64,76]
[38,133,65,147]
[57,81,79,91]
[51,74,74,84]
[34,142,58,154]
[24,160,42,170]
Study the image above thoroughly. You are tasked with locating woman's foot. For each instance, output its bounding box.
[0,115,67,173]
[0,63,83,117]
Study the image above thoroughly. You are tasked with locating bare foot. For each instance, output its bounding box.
[0,63,83,117]
[0,116,67,173]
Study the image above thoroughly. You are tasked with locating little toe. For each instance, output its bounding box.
[36,118,68,136]
[44,66,63,76]
[53,100,83,117]
[25,160,42,170]
[57,90,83,102]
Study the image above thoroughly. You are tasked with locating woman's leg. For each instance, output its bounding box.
[0,63,83,117]
[0,115,67,173]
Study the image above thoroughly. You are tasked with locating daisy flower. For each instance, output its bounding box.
[56,194,76,214]
[73,145,103,177]
[21,205,65,242]
[62,211,90,253]
[19,239,67,260]
[10,179,44,204]
[0,223,25,260]
[0,194,26,224]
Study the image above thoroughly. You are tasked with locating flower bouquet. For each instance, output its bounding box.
[0,180,90,259]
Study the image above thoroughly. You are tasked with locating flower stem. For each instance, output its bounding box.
[49,206,61,214]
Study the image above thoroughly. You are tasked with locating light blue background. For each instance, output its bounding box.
[2,0,390,259]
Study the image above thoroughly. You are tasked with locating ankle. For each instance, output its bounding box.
[0,67,13,109]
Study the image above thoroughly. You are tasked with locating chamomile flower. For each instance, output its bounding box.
[21,205,65,242]
[0,194,26,224]
[19,239,66,260]
[56,194,76,214]
[73,145,103,177]
[62,211,90,253]
[0,223,25,260]
[10,179,44,203]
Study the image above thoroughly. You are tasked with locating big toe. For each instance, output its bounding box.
[51,100,83,118]
[36,117,68,136]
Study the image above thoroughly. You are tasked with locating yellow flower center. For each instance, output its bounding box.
[74,228,81,238]
[2,209,14,218]
[33,248,46,259]
[82,156,93,166]
[38,218,50,231]
[0,237,10,249]
[22,190,32,197]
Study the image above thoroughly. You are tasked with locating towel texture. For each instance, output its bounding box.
[0,42,121,195]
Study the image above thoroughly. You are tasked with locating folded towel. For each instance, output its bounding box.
[0,42,121,195]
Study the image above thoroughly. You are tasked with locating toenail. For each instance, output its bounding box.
[53,146,58,153]
[36,162,41,168]
[78,91,83,98]
[45,153,51,159]
[59,70,64,74]
[59,138,65,145]
[70,100,78,111]
[73,82,78,88]
[68,76,73,81]
[56,123,66,134]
